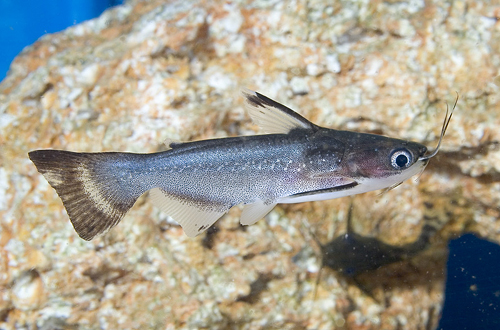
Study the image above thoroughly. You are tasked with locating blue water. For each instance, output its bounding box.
[2,2,499,328]
[439,234,500,329]
[0,0,123,80]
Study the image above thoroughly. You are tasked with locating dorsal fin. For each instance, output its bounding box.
[242,89,318,134]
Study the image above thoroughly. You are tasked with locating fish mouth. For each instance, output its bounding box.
[419,158,430,166]
[418,146,428,159]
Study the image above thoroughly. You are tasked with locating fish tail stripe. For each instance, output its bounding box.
[28,150,138,240]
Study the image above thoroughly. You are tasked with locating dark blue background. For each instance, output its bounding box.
[0,0,123,80]
[439,234,500,329]
[1,2,499,329]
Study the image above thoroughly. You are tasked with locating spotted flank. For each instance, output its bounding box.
[28,90,455,240]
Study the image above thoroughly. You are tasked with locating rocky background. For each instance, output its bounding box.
[1,0,499,329]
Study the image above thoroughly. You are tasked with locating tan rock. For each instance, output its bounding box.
[1,0,499,329]
[11,270,45,311]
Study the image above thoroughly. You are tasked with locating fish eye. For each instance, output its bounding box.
[390,149,413,170]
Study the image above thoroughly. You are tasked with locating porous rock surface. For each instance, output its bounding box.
[1,0,499,329]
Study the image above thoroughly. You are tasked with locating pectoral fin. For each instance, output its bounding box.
[242,89,318,134]
[278,180,359,204]
[240,200,277,226]
[163,138,181,149]
[289,182,359,198]
[150,188,228,237]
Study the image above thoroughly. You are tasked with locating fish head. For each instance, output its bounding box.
[338,133,429,189]
[335,94,456,192]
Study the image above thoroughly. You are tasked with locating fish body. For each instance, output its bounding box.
[29,91,442,240]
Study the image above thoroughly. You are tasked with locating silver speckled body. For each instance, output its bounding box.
[99,129,346,211]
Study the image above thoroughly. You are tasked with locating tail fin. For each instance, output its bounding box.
[28,150,141,240]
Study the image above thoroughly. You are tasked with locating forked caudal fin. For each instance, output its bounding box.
[28,150,143,240]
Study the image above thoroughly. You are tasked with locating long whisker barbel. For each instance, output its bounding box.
[419,92,459,161]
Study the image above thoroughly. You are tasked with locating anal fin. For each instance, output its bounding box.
[240,200,277,226]
[150,188,228,237]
